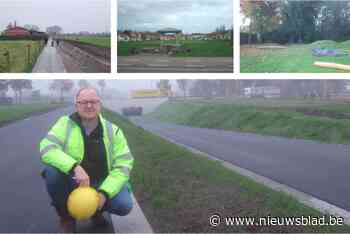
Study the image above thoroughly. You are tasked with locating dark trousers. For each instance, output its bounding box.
[42,166,133,217]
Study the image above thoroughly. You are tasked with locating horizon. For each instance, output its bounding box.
[0,0,110,34]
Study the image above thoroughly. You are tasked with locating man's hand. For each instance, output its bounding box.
[98,192,107,210]
[72,165,90,187]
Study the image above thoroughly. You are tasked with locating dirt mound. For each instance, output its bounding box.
[309,40,338,48]
[310,40,349,56]
[339,40,350,48]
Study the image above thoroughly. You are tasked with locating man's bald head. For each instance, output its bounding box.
[75,87,100,102]
[75,87,102,121]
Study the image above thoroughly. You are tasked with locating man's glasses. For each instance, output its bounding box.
[77,100,100,106]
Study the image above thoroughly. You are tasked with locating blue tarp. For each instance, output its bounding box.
[312,48,348,57]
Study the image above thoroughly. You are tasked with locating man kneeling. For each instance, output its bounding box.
[39,87,134,233]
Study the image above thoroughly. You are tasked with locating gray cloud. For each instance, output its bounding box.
[118,0,233,33]
[0,0,110,33]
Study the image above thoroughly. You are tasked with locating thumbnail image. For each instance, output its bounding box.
[240,0,350,73]
[0,0,111,73]
[118,0,233,73]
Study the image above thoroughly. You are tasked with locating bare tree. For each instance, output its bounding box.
[98,80,106,98]
[50,80,74,103]
[46,25,63,36]
[9,80,32,104]
[192,80,214,98]
[0,80,10,98]
[24,24,40,31]
[177,80,188,99]
[78,80,90,89]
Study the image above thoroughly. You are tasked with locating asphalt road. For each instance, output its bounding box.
[104,98,168,115]
[130,117,350,212]
[0,107,72,232]
[32,39,66,73]
[0,107,114,233]
[117,55,233,73]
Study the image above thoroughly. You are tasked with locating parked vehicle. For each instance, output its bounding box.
[122,106,143,116]
[244,86,281,98]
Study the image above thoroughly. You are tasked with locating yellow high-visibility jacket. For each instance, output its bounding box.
[39,114,134,198]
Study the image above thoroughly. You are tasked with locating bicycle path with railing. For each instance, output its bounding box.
[32,39,66,73]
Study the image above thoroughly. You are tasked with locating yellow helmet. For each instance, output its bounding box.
[67,187,99,220]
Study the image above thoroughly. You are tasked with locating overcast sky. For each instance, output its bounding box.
[118,0,233,33]
[0,0,110,33]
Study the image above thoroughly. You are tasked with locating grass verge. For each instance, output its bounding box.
[0,103,67,127]
[103,108,350,233]
[240,40,350,73]
[118,40,233,57]
[0,40,43,73]
[148,100,350,145]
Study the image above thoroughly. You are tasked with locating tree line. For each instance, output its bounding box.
[0,80,107,104]
[175,80,348,99]
[241,0,350,44]
[0,80,32,104]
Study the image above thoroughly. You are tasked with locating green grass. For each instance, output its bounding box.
[241,40,350,73]
[186,98,350,114]
[118,41,160,56]
[65,36,111,48]
[0,40,43,73]
[118,40,233,57]
[0,103,66,126]
[148,100,350,145]
[103,108,350,233]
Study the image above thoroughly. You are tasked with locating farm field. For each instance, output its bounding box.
[64,36,111,48]
[118,40,233,57]
[240,40,350,73]
[0,40,42,73]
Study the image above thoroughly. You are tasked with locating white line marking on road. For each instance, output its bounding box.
[125,59,140,62]
[184,65,206,68]
[148,64,169,67]
[155,59,170,63]
[118,64,134,66]
[188,60,202,62]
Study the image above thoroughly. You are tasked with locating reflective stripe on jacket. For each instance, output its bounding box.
[39,114,134,198]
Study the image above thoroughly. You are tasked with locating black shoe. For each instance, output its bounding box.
[92,211,109,227]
